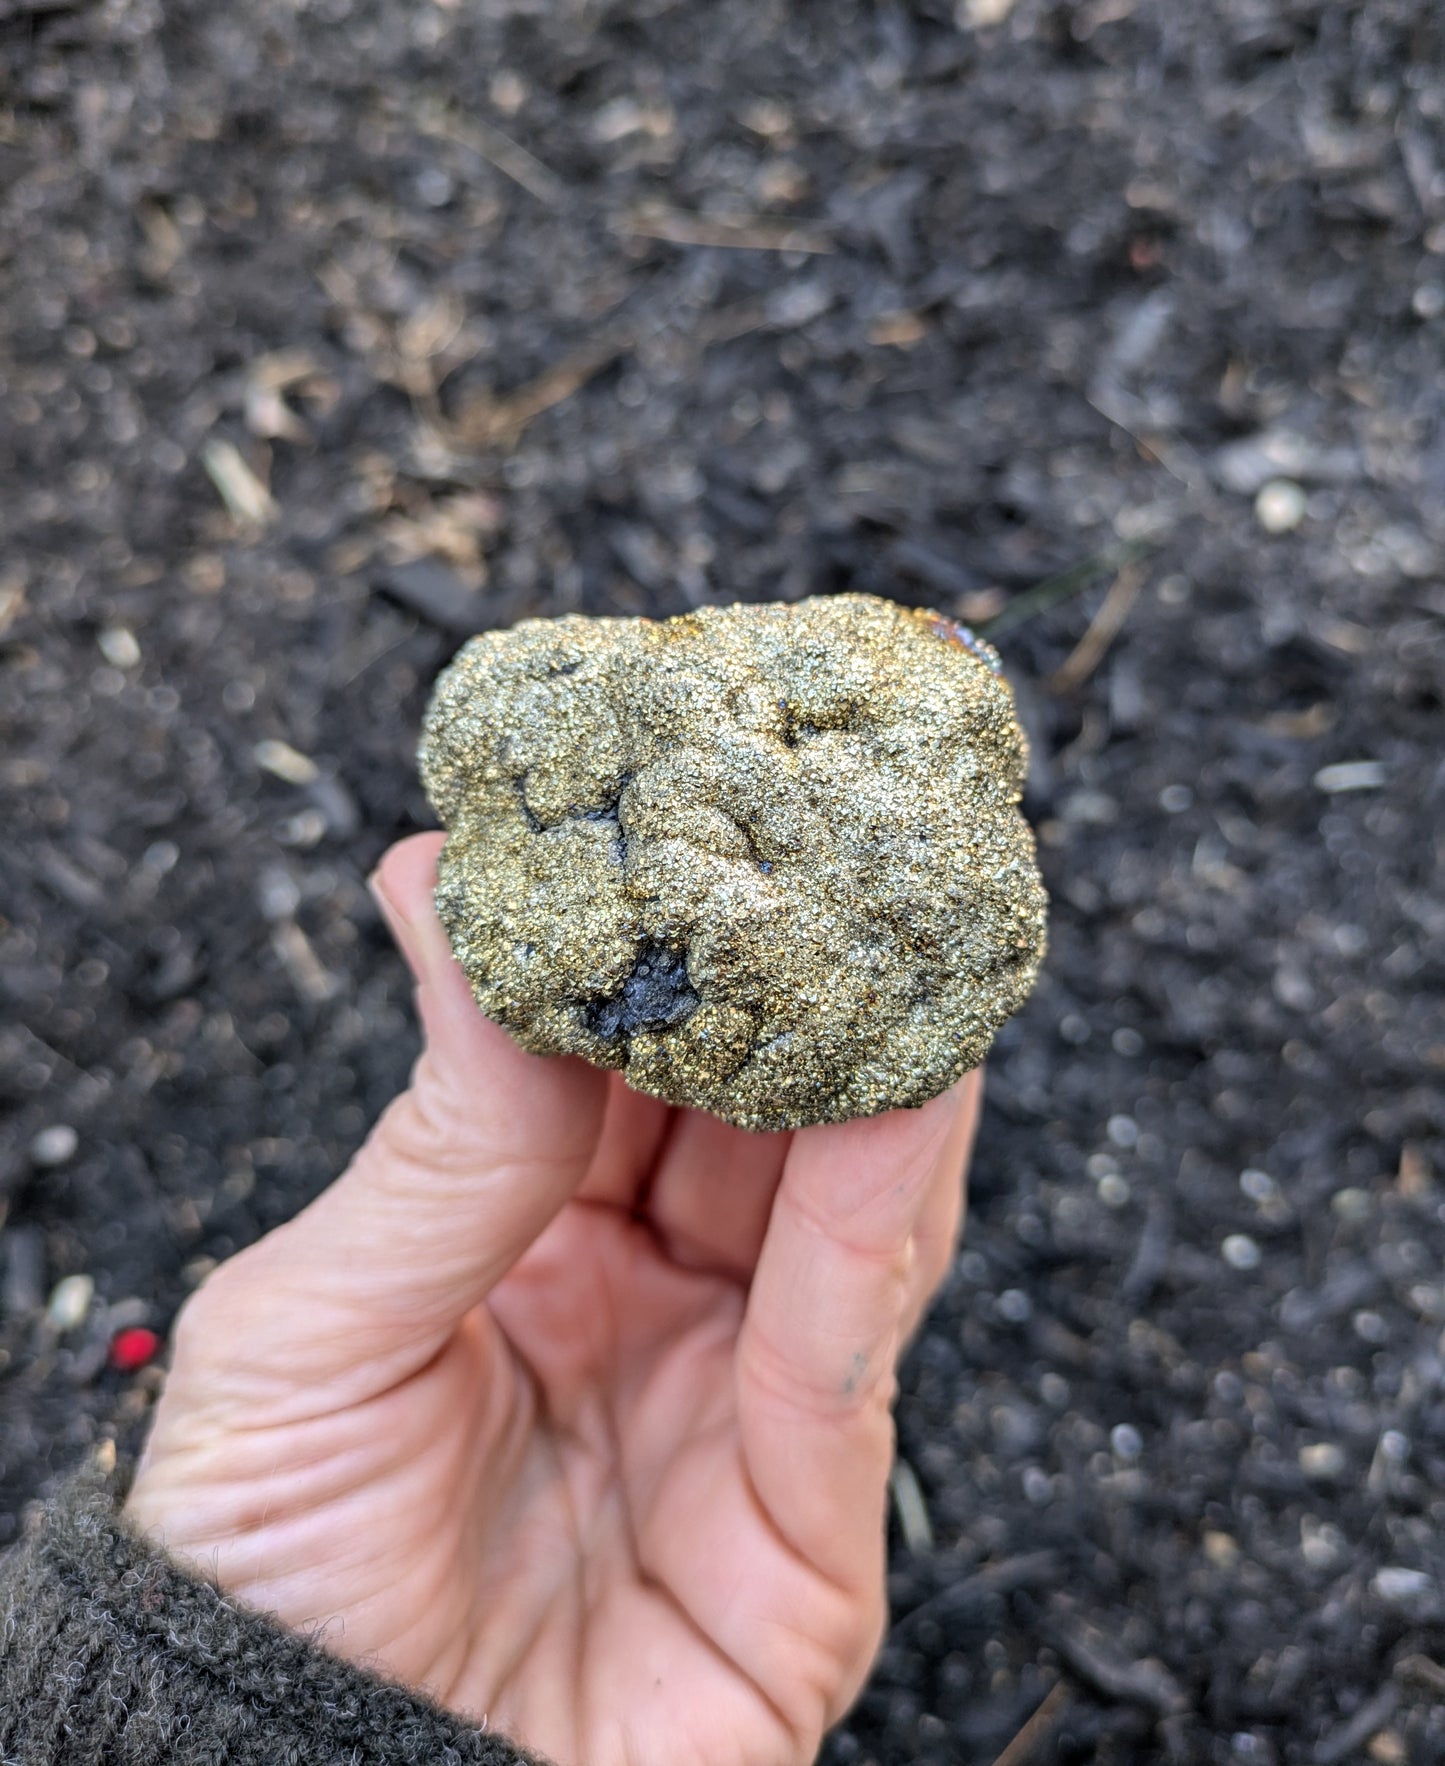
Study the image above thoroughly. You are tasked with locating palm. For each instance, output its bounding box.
[405,1193,826,1766]
[127,836,977,1766]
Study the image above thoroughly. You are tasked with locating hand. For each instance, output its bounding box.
[126,833,979,1766]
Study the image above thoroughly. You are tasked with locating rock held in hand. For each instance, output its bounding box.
[420,593,1048,1130]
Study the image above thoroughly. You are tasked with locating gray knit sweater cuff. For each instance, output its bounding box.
[0,1462,542,1765]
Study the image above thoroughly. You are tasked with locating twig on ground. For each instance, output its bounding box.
[446,335,632,451]
[890,1551,1063,1641]
[415,101,566,208]
[619,202,833,254]
[1048,560,1147,693]
[988,1679,1071,1766]
[1045,1613,1188,1716]
[978,541,1152,640]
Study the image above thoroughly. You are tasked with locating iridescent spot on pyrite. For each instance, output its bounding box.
[419,593,1048,1131]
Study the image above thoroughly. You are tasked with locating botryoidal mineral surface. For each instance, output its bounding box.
[419,594,1047,1131]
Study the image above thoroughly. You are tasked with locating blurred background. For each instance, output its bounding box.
[2,1,1443,1760]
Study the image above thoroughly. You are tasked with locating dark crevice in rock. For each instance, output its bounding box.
[517,772,635,840]
[547,660,582,677]
[575,772,632,864]
[731,815,773,874]
[776,697,809,748]
[513,774,544,833]
[779,698,849,748]
[586,941,699,1042]
[575,771,632,824]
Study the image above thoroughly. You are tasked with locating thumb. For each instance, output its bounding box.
[220,833,608,1386]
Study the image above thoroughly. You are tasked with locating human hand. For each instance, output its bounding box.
[126,832,980,1766]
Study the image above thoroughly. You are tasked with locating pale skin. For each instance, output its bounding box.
[127,832,980,1766]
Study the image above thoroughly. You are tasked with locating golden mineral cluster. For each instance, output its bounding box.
[419,594,1047,1130]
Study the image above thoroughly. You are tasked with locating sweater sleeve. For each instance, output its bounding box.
[0,1460,547,1766]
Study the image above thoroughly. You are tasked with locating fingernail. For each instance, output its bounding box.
[367,867,410,929]
[369,866,428,984]
[370,864,457,998]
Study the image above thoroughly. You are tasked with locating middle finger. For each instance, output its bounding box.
[645,1109,793,1280]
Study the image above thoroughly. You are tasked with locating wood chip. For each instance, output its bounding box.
[271,921,340,1003]
[889,1457,934,1553]
[621,202,833,254]
[253,739,320,786]
[869,310,930,347]
[0,566,27,636]
[964,0,1018,25]
[202,438,278,526]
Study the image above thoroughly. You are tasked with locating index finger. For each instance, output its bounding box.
[735,1077,980,1593]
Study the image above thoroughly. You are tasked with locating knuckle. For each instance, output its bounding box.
[375,1080,476,1176]
[743,1322,900,1424]
[372,1076,557,1194]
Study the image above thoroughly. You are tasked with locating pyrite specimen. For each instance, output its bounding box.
[419,594,1047,1131]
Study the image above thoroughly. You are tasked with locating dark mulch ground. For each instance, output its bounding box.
[4,1,1444,1759]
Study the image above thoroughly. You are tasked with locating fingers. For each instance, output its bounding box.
[644,1112,793,1280]
[207,833,609,1390]
[576,1074,673,1209]
[901,1069,978,1342]
[735,1074,980,1592]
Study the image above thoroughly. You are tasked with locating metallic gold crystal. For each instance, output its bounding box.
[419,594,1047,1130]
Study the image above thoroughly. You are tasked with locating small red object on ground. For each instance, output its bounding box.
[109,1327,161,1372]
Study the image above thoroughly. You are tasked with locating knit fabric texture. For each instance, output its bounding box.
[0,1462,544,1765]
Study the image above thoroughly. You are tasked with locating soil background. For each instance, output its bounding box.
[3,1,1445,1761]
